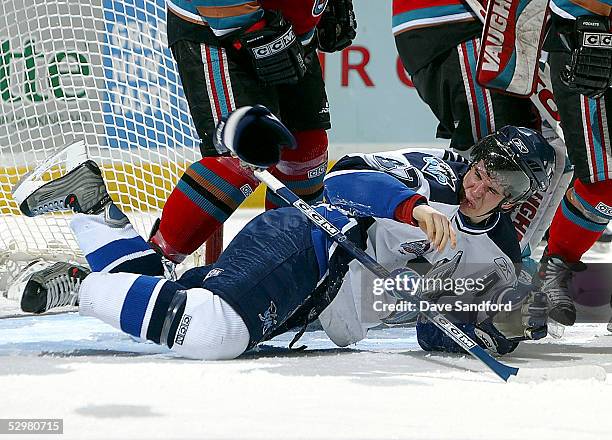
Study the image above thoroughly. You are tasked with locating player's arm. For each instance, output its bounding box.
[324,154,456,250]
[324,159,424,219]
[417,282,548,355]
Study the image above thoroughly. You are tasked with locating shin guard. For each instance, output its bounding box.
[547,179,612,262]
[150,157,259,262]
[265,129,328,209]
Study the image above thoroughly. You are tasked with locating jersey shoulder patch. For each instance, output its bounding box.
[372,154,421,189]
[420,156,458,191]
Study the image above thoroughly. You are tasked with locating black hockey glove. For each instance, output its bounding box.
[235,11,307,86]
[316,0,357,53]
[560,15,612,98]
[489,285,548,341]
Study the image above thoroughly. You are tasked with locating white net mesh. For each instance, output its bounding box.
[0,0,201,291]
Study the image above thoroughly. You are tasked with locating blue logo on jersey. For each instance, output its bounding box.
[374,155,404,170]
[313,0,328,16]
[399,240,430,257]
[421,157,457,191]
[374,155,421,188]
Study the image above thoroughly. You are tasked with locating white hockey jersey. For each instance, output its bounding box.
[318,148,522,347]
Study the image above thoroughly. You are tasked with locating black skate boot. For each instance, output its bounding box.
[536,249,586,326]
[16,160,111,217]
[20,262,90,314]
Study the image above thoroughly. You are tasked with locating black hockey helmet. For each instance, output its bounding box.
[470,126,555,207]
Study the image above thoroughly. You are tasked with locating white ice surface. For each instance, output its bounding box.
[2,210,612,440]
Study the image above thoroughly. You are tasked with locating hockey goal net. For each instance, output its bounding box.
[0,0,212,294]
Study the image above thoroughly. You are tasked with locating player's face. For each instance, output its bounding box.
[459,161,507,221]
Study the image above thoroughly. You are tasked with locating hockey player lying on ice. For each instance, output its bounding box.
[15,106,555,360]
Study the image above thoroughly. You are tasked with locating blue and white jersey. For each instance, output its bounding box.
[318,148,522,347]
[550,0,612,20]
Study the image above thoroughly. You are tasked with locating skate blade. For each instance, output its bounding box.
[12,140,88,204]
[548,319,565,339]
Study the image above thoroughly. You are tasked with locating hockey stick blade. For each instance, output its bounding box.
[253,168,520,382]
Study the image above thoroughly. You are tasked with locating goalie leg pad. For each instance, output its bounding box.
[151,157,259,262]
[79,273,249,360]
[265,129,328,209]
[476,0,549,96]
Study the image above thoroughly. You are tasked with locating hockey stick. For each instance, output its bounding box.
[253,168,519,382]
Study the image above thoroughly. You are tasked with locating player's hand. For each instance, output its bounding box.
[234,11,307,86]
[316,0,357,53]
[412,204,457,251]
[560,15,612,98]
[492,287,549,341]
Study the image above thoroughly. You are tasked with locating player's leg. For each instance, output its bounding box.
[266,48,330,209]
[396,36,539,153]
[14,160,165,312]
[536,52,612,325]
[191,207,325,348]
[169,40,280,158]
[79,273,250,360]
[82,206,334,358]
[149,40,277,262]
[149,156,259,262]
[16,161,249,358]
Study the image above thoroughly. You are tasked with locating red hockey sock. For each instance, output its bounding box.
[547,180,612,262]
[265,129,328,210]
[151,157,258,262]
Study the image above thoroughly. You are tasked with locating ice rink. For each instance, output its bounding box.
[2,210,612,440]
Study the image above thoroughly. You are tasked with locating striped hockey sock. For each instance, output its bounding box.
[548,196,608,263]
[153,157,259,261]
[265,129,328,209]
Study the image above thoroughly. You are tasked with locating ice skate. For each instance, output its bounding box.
[14,160,111,217]
[19,262,90,314]
[536,249,586,326]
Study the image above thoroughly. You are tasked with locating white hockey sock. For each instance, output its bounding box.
[70,213,159,273]
[79,272,150,332]
[79,273,250,360]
